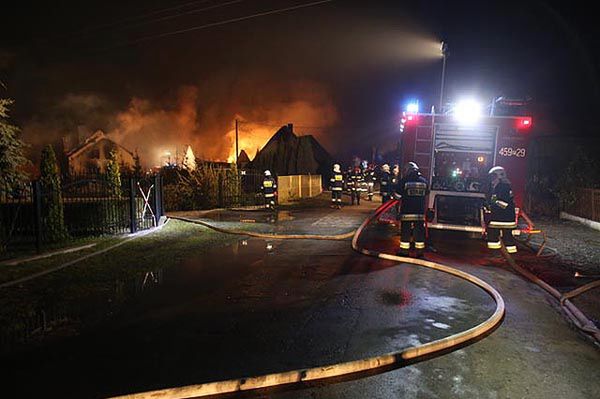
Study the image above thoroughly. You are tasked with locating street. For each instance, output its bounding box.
[1,200,599,398]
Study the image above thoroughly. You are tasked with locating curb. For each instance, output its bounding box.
[0,221,169,289]
[560,211,600,232]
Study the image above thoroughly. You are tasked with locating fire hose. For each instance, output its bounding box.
[500,248,600,340]
[111,203,505,399]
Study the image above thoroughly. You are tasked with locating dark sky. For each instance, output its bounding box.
[1,0,599,161]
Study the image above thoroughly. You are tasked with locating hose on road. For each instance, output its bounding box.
[169,215,356,240]
[500,248,600,341]
[112,204,505,399]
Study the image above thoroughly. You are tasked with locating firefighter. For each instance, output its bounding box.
[391,164,401,212]
[379,164,392,203]
[394,162,428,257]
[261,170,277,210]
[364,163,377,201]
[329,163,344,209]
[349,165,364,205]
[391,164,400,190]
[485,166,517,254]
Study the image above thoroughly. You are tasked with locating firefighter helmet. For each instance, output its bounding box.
[382,164,390,173]
[264,170,272,177]
[488,166,506,180]
[333,164,341,173]
[404,162,419,175]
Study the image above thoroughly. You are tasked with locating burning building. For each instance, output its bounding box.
[250,124,332,176]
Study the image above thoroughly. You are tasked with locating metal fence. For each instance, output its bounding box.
[563,188,600,222]
[0,174,164,253]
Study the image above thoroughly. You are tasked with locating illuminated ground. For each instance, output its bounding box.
[1,198,599,398]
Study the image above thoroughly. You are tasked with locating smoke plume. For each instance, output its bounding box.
[21,81,339,167]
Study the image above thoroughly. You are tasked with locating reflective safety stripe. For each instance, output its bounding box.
[332,187,343,191]
[265,193,275,198]
[489,221,517,228]
[496,200,509,209]
[336,199,342,202]
[415,242,425,249]
[487,241,502,249]
[506,245,518,254]
[400,242,411,249]
[400,214,425,221]
[405,182,427,189]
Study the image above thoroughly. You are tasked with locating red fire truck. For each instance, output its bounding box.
[400,99,533,233]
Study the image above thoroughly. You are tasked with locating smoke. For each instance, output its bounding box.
[21,81,339,167]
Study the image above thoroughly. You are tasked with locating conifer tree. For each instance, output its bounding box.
[40,145,68,241]
[0,98,28,188]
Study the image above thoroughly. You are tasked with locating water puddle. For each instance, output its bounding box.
[0,237,272,354]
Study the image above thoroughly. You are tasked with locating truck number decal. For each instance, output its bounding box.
[498,147,526,158]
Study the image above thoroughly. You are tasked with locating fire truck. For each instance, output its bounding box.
[399,98,533,233]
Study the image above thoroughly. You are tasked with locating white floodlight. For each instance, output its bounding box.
[453,99,483,124]
[406,102,419,113]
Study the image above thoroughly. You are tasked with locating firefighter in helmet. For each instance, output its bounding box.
[379,164,392,203]
[485,166,517,254]
[364,163,377,201]
[329,163,344,209]
[349,165,364,205]
[261,170,277,210]
[394,162,429,257]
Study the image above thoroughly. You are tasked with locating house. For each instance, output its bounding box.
[64,130,135,174]
[250,124,332,176]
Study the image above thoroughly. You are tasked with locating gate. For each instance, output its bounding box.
[0,174,164,254]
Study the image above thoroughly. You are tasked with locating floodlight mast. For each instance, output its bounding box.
[439,41,449,113]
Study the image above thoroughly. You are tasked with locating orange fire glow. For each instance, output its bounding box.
[225,124,275,163]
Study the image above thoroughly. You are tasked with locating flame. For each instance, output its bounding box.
[225,124,275,163]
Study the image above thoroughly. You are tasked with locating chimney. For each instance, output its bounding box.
[287,123,293,134]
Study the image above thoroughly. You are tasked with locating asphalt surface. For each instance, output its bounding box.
[2,200,600,398]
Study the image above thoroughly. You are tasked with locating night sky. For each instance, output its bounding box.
[1,0,598,162]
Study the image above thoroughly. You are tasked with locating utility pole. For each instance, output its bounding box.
[235,119,239,164]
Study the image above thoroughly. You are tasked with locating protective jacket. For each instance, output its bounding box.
[364,169,376,185]
[380,171,391,195]
[348,170,364,190]
[262,177,277,198]
[487,180,516,227]
[330,173,344,190]
[395,171,428,221]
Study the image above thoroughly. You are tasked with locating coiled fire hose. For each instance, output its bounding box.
[111,203,505,399]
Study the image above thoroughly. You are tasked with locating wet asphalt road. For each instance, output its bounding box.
[2,202,600,398]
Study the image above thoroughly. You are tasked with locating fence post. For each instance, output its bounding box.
[218,174,223,208]
[592,188,596,221]
[160,175,165,217]
[32,180,42,253]
[129,178,137,233]
[153,174,161,225]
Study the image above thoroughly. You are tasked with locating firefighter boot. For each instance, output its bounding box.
[397,241,410,257]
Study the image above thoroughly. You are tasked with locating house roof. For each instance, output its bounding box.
[66,130,134,159]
